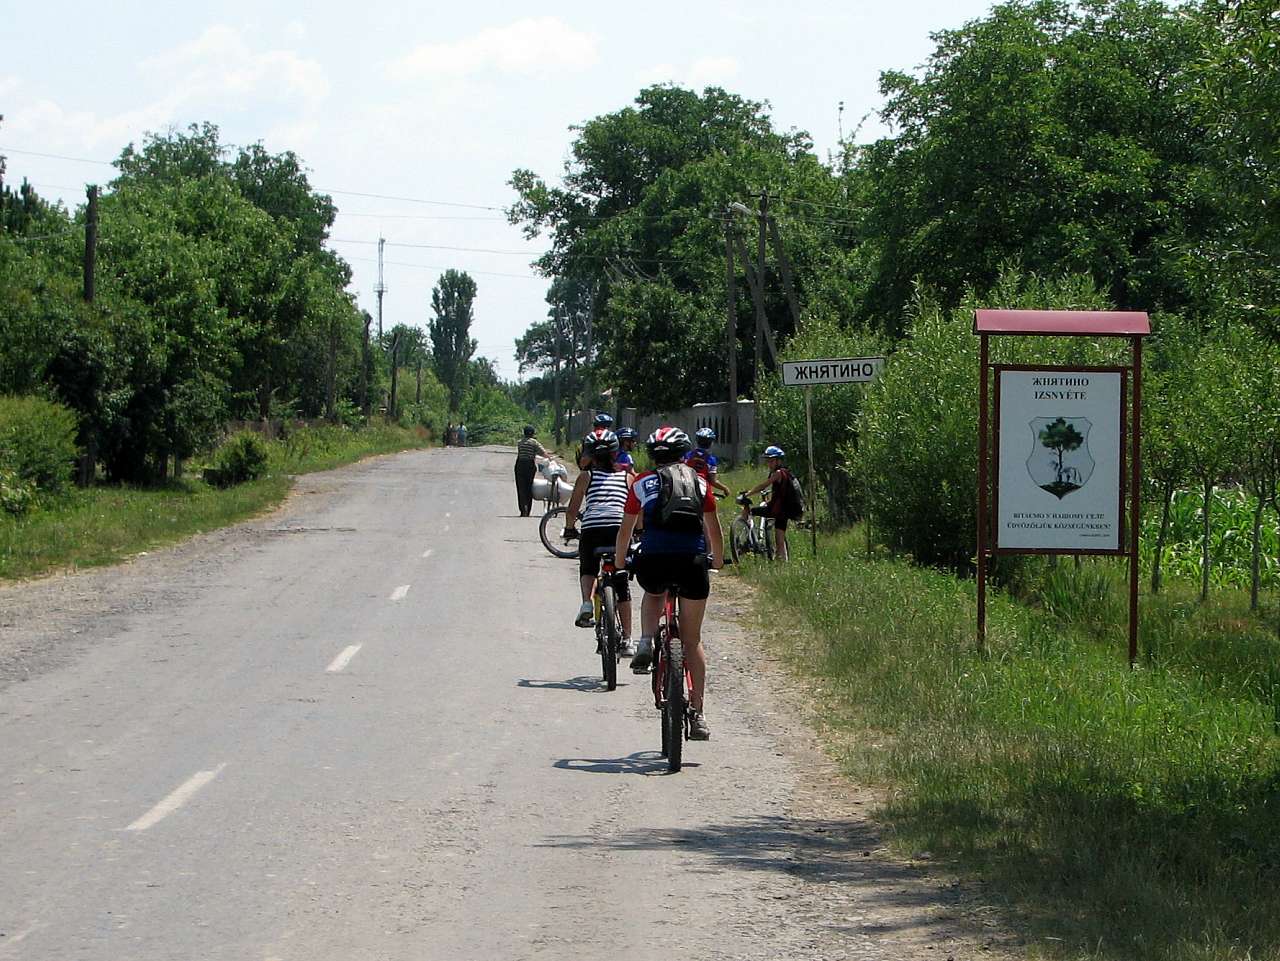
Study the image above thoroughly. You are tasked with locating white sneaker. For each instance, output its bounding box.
[618,637,637,657]
[574,601,594,628]
[630,636,653,673]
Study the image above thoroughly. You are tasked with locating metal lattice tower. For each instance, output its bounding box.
[374,236,386,339]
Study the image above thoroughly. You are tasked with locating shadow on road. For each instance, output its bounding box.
[517,675,622,693]
[553,751,691,776]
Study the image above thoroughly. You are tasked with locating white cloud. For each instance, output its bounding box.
[389,17,598,80]
[141,25,330,111]
[637,55,740,90]
[0,75,21,98]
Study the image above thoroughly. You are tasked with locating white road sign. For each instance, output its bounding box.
[781,357,885,387]
[995,369,1123,552]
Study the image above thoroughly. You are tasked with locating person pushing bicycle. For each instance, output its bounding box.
[614,426,723,740]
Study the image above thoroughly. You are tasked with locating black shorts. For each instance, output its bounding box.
[633,552,710,601]
[750,505,788,531]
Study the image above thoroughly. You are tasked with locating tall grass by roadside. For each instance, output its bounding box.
[0,423,429,580]
[741,530,1280,961]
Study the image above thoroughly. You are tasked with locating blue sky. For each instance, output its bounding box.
[2,0,997,379]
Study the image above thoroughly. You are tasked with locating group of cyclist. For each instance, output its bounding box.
[513,412,798,743]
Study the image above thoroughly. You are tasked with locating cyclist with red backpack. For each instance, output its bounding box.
[614,426,723,740]
[742,445,802,562]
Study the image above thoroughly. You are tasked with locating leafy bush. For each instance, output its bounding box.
[0,394,79,497]
[0,466,36,515]
[206,431,270,487]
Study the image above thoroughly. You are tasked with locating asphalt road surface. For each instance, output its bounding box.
[0,447,1004,961]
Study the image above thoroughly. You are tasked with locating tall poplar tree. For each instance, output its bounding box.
[429,269,478,415]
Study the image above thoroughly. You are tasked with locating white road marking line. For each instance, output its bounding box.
[126,764,227,832]
[390,584,410,601]
[326,644,362,673]
[421,549,433,559]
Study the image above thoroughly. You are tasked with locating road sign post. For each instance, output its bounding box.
[781,357,885,559]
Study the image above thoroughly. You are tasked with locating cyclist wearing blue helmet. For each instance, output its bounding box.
[615,427,638,475]
[743,445,792,561]
[683,427,730,499]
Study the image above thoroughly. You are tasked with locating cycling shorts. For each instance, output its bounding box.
[578,526,630,599]
[633,552,710,601]
[751,504,787,531]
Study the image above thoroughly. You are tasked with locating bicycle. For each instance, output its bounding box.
[589,546,631,691]
[728,492,775,564]
[648,555,726,773]
[537,459,578,559]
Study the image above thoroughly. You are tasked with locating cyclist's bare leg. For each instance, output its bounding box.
[775,526,789,561]
[640,590,665,637]
[619,599,632,639]
[676,596,709,711]
[580,574,595,602]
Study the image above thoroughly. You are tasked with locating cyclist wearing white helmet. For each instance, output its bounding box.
[614,426,723,740]
[744,444,792,561]
[577,413,616,469]
[565,429,634,651]
[683,427,730,499]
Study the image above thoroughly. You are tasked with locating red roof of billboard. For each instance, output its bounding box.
[973,309,1150,337]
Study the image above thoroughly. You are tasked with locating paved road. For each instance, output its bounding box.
[0,447,997,961]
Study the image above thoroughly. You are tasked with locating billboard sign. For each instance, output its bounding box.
[995,368,1124,552]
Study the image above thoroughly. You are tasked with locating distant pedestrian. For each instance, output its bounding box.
[515,426,552,517]
[445,423,455,446]
[456,423,468,447]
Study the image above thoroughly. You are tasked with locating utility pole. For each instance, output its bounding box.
[83,185,98,303]
[388,328,402,420]
[724,210,737,448]
[755,190,767,401]
[375,236,386,340]
[552,307,564,445]
[360,312,372,420]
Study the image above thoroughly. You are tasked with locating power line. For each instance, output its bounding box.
[0,146,114,167]
[343,255,545,282]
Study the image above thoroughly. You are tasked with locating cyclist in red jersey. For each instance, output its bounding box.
[614,426,723,740]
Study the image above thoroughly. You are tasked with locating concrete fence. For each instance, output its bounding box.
[568,400,757,466]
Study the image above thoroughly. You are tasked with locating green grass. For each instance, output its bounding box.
[733,523,1280,961]
[0,423,429,580]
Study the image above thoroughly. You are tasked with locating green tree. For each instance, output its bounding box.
[429,270,478,414]
[853,0,1225,331]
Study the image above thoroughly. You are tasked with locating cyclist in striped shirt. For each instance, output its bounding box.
[564,429,634,652]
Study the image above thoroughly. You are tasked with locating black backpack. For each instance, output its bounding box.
[780,469,805,520]
[655,463,704,533]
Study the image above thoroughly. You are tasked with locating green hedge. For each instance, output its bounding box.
[205,432,270,487]
[0,394,79,498]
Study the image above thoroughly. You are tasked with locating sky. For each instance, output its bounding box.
[1,0,998,380]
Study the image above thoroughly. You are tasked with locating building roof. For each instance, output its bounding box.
[973,309,1150,337]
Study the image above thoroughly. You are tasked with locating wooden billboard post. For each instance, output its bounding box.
[974,310,1149,665]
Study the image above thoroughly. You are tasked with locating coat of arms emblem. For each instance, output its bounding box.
[1026,416,1094,499]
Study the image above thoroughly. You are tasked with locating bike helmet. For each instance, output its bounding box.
[763,445,785,459]
[695,427,716,445]
[583,428,620,455]
[593,412,614,428]
[646,426,692,461]
[523,425,535,437]
[616,426,637,440]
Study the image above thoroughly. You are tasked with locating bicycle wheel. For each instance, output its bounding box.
[538,506,579,559]
[664,636,685,773]
[654,629,669,757]
[762,518,775,560]
[728,516,751,565]
[600,584,618,691]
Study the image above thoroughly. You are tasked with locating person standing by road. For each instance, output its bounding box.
[743,445,792,562]
[514,426,553,517]
[456,423,468,447]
